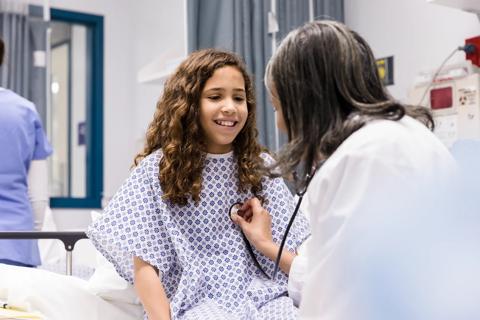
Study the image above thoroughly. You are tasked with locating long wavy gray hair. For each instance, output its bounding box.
[265,20,433,188]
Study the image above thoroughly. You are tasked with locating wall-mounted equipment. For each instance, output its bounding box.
[409,63,480,147]
[376,56,394,86]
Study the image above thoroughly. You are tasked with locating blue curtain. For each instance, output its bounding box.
[188,0,276,149]
[0,6,48,124]
[275,0,344,146]
[314,0,344,22]
[187,0,344,151]
[277,0,344,39]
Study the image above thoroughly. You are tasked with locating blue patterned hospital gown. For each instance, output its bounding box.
[87,150,310,320]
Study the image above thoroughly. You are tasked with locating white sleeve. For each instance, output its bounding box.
[287,236,310,306]
[28,159,49,231]
[298,151,413,319]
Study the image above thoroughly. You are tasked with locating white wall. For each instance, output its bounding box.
[345,0,480,100]
[22,0,185,227]
[130,0,186,153]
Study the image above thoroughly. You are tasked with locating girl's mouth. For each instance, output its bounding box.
[214,120,237,127]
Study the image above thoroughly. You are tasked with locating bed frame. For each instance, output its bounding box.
[0,231,87,275]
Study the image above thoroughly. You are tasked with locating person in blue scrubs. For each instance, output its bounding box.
[0,38,52,267]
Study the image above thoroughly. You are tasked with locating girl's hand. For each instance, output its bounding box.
[231,197,274,252]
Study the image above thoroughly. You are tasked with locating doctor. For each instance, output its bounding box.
[231,20,456,318]
[0,37,52,267]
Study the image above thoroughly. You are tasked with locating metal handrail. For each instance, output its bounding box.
[0,231,88,275]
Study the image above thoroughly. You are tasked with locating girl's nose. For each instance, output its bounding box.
[221,100,236,114]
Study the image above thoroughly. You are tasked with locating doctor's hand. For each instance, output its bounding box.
[231,197,274,252]
[232,197,297,275]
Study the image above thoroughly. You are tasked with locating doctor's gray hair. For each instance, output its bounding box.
[265,20,433,185]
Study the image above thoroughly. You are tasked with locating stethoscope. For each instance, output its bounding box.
[229,165,319,280]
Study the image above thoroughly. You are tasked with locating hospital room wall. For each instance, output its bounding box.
[344,0,480,101]
[23,0,186,227]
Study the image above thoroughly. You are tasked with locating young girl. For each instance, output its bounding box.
[87,49,309,320]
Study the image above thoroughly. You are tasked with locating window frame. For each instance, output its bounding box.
[49,8,104,208]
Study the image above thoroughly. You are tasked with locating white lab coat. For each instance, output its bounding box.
[287,116,456,319]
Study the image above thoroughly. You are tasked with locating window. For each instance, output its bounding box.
[48,9,103,208]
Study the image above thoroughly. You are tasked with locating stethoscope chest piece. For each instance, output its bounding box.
[228,202,243,221]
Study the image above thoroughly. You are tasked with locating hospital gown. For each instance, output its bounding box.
[87,150,309,319]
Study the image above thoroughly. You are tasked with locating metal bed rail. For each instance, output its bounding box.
[0,231,88,275]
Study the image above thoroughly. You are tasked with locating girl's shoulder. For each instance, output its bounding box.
[141,148,163,163]
[134,149,163,177]
[258,152,283,185]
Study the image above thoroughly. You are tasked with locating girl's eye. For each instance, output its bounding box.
[208,96,221,101]
[234,96,245,102]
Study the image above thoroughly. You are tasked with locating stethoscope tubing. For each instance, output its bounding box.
[271,193,305,279]
[271,166,318,279]
[230,165,319,281]
[229,202,271,279]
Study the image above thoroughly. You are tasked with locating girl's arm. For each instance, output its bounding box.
[133,256,171,320]
[231,197,296,275]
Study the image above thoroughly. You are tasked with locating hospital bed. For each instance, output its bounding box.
[0,205,312,319]
[0,230,143,319]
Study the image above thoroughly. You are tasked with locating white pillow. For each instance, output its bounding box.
[0,264,142,320]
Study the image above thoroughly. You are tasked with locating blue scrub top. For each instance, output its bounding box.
[0,88,52,266]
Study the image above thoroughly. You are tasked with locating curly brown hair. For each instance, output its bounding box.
[134,49,265,206]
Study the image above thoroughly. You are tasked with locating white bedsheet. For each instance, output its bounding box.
[0,264,143,320]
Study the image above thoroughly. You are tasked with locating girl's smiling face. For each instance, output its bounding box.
[199,66,248,154]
